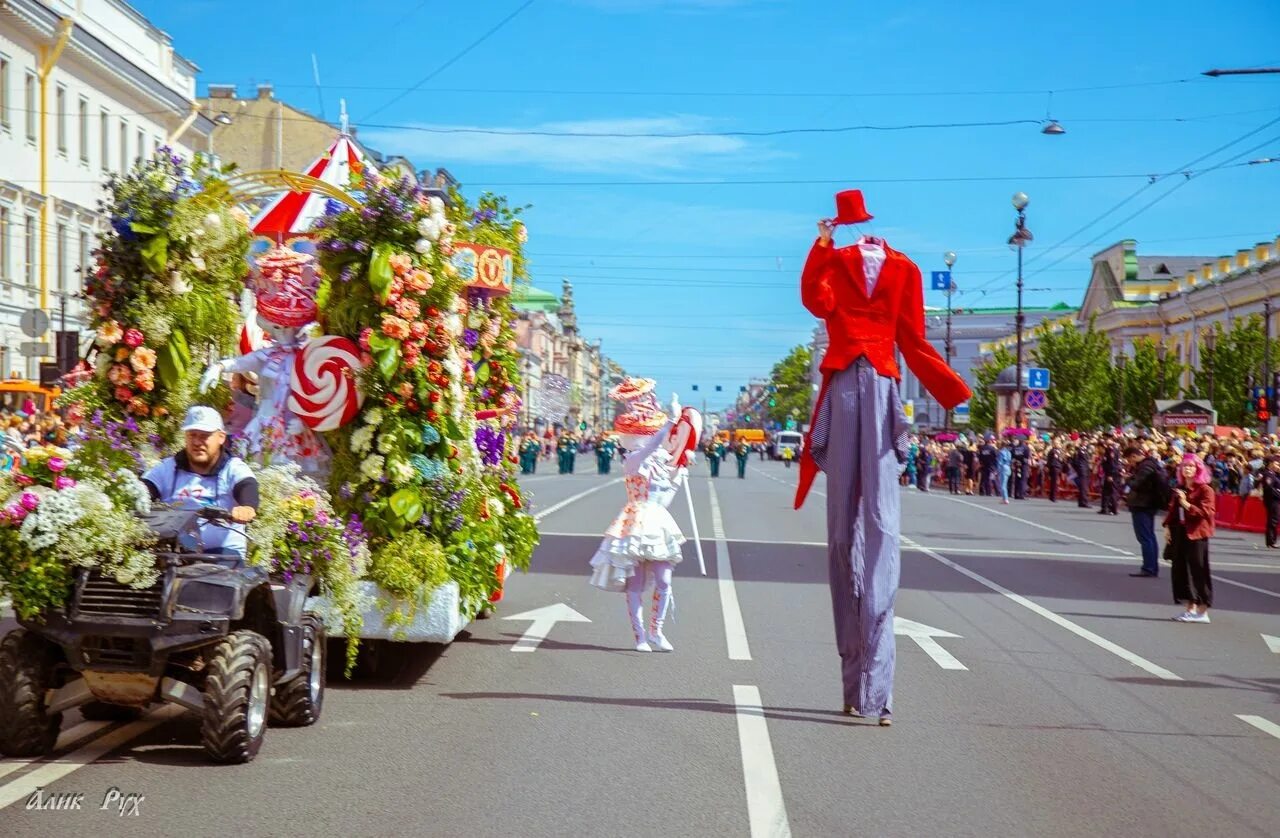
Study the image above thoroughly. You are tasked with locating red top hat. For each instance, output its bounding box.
[832,189,874,226]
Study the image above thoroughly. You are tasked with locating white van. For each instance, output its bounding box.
[774,431,804,460]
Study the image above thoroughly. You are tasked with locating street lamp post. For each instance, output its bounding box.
[1116,353,1127,425]
[523,358,532,432]
[1009,192,1032,427]
[943,250,957,430]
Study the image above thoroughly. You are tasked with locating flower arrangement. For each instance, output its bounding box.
[61,149,250,443]
[314,173,538,618]
[251,464,369,673]
[0,446,157,620]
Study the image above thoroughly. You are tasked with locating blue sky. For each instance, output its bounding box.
[137,0,1280,413]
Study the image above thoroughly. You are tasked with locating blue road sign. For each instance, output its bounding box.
[1027,367,1051,390]
[930,270,952,291]
[1025,390,1048,410]
[953,403,970,415]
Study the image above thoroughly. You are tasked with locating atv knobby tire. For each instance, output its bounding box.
[200,630,272,764]
[0,629,63,757]
[269,613,325,727]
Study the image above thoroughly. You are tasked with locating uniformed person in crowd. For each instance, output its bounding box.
[1011,436,1031,499]
[946,442,964,494]
[978,434,998,496]
[558,431,578,475]
[706,438,726,477]
[1263,457,1280,548]
[1073,441,1093,508]
[597,434,617,475]
[1099,436,1121,515]
[734,440,751,479]
[519,432,541,474]
[1046,437,1063,502]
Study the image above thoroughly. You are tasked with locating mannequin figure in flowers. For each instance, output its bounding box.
[198,246,330,476]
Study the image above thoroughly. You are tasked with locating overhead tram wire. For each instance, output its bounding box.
[955,112,1280,301]
[360,0,539,122]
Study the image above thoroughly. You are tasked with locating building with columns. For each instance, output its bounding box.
[981,235,1280,397]
[0,0,215,378]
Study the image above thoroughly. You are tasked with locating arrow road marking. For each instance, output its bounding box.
[502,603,591,652]
[1263,634,1280,655]
[894,617,967,671]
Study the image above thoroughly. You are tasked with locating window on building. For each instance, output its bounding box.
[136,127,144,166]
[0,56,10,130]
[24,215,36,289]
[119,119,128,174]
[78,96,88,163]
[99,109,109,171]
[78,228,90,293]
[24,71,36,142]
[55,84,67,153]
[0,206,9,286]
[56,222,67,295]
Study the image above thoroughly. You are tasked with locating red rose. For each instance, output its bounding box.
[427,410,439,422]
[385,394,399,405]
[428,391,441,404]
[123,328,144,348]
[114,385,134,402]
[406,399,420,413]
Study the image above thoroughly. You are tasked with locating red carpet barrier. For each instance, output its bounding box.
[1214,492,1266,533]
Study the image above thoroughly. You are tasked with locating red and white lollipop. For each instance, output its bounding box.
[288,336,366,431]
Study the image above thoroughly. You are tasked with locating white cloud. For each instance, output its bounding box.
[363,116,767,173]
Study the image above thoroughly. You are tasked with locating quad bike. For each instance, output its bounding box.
[0,505,325,764]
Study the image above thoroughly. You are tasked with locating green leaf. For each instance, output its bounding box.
[140,233,169,275]
[475,362,491,384]
[156,328,190,389]
[389,488,424,523]
[445,416,465,441]
[129,221,159,235]
[369,243,394,304]
[366,334,401,382]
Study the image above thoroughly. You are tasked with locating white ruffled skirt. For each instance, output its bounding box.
[588,503,686,592]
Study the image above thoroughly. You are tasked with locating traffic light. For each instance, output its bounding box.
[1260,390,1273,422]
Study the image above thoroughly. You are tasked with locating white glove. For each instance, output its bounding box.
[198,361,225,394]
[287,418,304,436]
[670,393,681,417]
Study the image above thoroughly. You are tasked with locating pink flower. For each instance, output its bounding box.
[380,315,410,340]
[134,369,155,392]
[108,364,133,386]
[123,328,145,348]
[5,504,27,523]
[395,298,421,320]
[359,351,373,367]
[130,346,157,371]
[359,327,373,352]
[409,321,428,341]
[388,253,413,276]
[97,320,123,346]
[54,476,76,490]
[114,385,134,403]
[47,457,66,473]
[14,474,33,487]
[406,270,434,292]
[20,492,40,512]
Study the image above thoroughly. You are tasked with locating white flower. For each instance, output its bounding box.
[442,354,462,379]
[486,497,505,518]
[350,426,375,455]
[376,432,396,455]
[359,455,385,481]
[414,238,433,255]
[190,254,206,273]
[444,313,463,338]
[203,212,223,231]
[428,196,445,215]
[363,407,384,427]
[169,271,192,294]
[416,216,438,238]
[388,458,415,485]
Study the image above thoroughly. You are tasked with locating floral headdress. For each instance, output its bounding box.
[611,376,667,436]
[252,246,320,327]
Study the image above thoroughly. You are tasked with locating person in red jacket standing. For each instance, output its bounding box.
[797,190,971,725]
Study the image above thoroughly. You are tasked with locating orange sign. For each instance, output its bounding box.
[452,242,513,296]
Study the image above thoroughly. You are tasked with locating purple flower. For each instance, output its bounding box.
[54,476,76,491]
[463,329,479,350]
[47,457,66,473]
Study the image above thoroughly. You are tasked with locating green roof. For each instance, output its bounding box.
[512,285,560,313]
[954,302,1076,315]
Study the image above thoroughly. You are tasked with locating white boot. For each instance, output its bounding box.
[647,631,674,652]
[634,636,652,652]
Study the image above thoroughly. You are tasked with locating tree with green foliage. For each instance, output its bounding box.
[1188,316,1280,427]
[765,344,814,424]
[970,346,1015,432]
[1030,315,1113,430]
[1114,337,1185,425]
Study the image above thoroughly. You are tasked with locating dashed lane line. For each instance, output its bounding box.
[0,720,113,782]
[1235,714,1280,740]
[708,480,752,661]
[941,495,1134,556]
[902,536,1183,681]
[531,478,622,523]
[733,685,792,838]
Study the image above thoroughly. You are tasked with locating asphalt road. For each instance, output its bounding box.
[1,458,1278,837]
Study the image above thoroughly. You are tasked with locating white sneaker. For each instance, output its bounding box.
[647,632,674,652]
[1184,612,1210,624]
[634,640,652,652]
[1173,611,1195,621]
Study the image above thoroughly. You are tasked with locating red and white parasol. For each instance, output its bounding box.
[250,134,375,240]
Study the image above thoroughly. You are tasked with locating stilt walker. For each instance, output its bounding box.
[796,191,970,725]
[588,379,701,651]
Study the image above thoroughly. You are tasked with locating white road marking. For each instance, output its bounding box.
[732,685,792,838]
[941,496,1133,555]
[894,617,967,671]
[0,705,184,811]
[1214,575,1280,600]
[903,536,1183,681]
[709,481,752,661]
[532,478,622,523]
[538,529,829,547]
[1263,633,1280,655]
[502,603,591,652]
[0,720,113,782]
[906,545,1280,572]
[1235,714,1280,740]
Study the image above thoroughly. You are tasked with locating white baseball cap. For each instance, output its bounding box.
[181,405,225,434]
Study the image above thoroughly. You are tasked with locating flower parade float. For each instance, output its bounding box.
[296,165,538,645]
[0,151,362,764]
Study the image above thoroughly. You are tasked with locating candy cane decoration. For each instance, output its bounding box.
[288,336,366,431]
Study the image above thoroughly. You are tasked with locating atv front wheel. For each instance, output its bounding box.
[0,629,63,757]
[269,613,325,726]
[200,630,271,764]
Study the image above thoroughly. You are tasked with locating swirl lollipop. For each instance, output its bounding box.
[288,336,366,431]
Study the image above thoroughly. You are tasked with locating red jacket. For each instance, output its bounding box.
[1164,482,1215,541]
[796,238,971,509]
